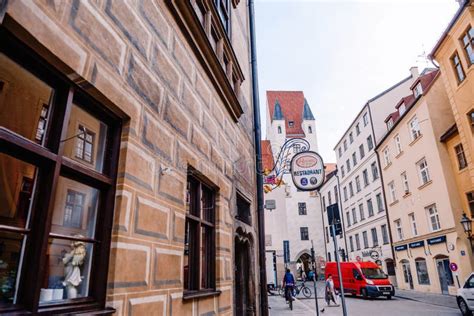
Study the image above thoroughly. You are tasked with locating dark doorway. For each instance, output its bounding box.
[235,236,255,315]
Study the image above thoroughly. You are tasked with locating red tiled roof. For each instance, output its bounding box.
[261,140,274,170]
[395,95,415,110]
[410,69,438,91]
[267,91,306,136]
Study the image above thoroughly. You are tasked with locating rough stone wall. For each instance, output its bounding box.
[3,0,259,315]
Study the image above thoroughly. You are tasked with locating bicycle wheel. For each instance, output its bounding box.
[289,296,293,310]
[302,286,312,298]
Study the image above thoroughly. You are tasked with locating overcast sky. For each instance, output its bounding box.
[255,0,459,162]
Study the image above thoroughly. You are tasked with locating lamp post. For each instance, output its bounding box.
[460,213,473,250]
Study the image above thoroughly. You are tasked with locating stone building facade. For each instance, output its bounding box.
[0,0,262,315]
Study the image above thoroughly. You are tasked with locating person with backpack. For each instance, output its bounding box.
[282,268,295,303]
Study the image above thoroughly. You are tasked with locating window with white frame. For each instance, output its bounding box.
[363,231,369,248]
[371,162,379,180]
[362,169,369,187]
[355,233,361,250]
[363,113,369,126]
[426,204,441,231]
[394,219,403,240]
[346,159,351,172]
[409,213,418,236]
[338,147,342,158]
[371,227,379,247]
[395,134,402,155]
[409,116,421,141]
[346,211,351,227]
[417,158,430,185]
[352,152,357,166]
[376,193,384,212]
[356,123,360,135]
[359,144,365,159]
[383,147,391,166]
[413,82,423,98]
[359,203,365,220]
[401,172,410,194]
[355,176,361,192]
[367,135,374,151]
[341,165,345,178]
[349,236,354,252]
[455,144,468,170]
[399,103,406,116]
[388,181,396,203]
[367,198,374,217]
[387,118,394,130]
[349,132,354,144]
[343,139,347,151]
[349,182,354,197]
[343,187,348,201]
[352,208,357,223]
[381,224,389,244]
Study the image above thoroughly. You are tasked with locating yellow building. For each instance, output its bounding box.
[431,0,474,223]
[376,68,472,295]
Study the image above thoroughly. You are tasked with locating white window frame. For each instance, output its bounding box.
[359,144,365,159]
[409,116,421,141]
[413,82,423,98]
[355,176,361,192]
[395,219,403,240]
[399,103,406,116]
[383,147,391,166]
[426,204,441,232]
[388,181,396,203]
[409,212,418,236]
[417,158,430,185]
[387,118,393,130]
[363,113,369,126]
[395,134,402,155]
[401,172,409,194]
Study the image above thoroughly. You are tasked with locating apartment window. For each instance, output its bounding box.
[355,234,361,250]
[395,219,403,240]
[349,236,354,252]
[409,213,418,236]
[352,208,357,224]
[0,36,122,313]
[399,103,406,116]
[376,193,384,212]
[343,187,348,201]
[349,182,354,197]
[328,191,332,205]
[343,140,347,151]
[356,123,360,135]
[401,172,410,194]
[359,204,365,221]
[413,82,423,98]
[409,116,421,141]
[298,202,307,215]
[349,132,354,144]
[359,144,365,159]
[185,176,217,293]
[334,186,339,203]
[387,118,394,130]
[341,165,345,178]
[352,152,357,166]
[455,144,468,170]
[363,113,369,126]
[452,51,466,83]
[215,0,231,34]
[346,159,351,172]
[417,158,431,185]
[362,169,369,187]
[388,182,396,203]
[338,147,342,157]
[367,199,374,217]
[363,231,369,249]
[395,134,402,155]
[300,227,309,240]
[467,192,474,216]
[308,125,312,134]
[461,26,474,65]
[383,147,391,166]
[236,192,251,224]
[355,176,361,193]
[415,258,430,285]
[367,135,374,151]
[371,162,379,180]
[277,126,282,134]
[346,211,351,227]
[381,224,389,244]
[288,120,294,128]
[426,204,441,232]
[371,228,379,247]
[64,190,85,228]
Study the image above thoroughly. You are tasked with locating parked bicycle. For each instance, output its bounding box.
[279,281,312,298]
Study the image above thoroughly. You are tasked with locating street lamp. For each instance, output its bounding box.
[460,213,473,249]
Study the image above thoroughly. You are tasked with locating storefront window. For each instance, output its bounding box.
[415,258,430,285]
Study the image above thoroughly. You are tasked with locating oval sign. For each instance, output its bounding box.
[290,151,325,191]
[449,262,458,272]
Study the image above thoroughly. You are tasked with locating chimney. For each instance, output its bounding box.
[410,66,419,78]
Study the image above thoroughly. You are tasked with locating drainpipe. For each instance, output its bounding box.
[335,171,349,260]
[248,0,269,315]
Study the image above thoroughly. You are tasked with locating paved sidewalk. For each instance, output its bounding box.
[268,294,340,315]
[395,288,458,309]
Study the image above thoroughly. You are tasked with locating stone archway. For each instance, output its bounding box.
[295,251,312,280]
[234,227,256,315]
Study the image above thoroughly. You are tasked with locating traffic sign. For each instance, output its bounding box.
[450,262,458,272]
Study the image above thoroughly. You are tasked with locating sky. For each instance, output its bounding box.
[255,0,460,162]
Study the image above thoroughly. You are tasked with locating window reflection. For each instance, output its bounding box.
[0,231,24,306]
[0,52,55,145]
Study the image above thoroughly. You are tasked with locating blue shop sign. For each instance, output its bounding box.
[394,244,407,251]
[427,235,446,245]
[409,240,425,248]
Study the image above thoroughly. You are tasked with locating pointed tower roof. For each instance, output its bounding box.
[302,98,315,120]
[272,99,284,120]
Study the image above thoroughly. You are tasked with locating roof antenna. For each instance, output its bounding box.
[416,44,430,71]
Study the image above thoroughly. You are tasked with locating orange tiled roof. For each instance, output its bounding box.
[267,91,306,136]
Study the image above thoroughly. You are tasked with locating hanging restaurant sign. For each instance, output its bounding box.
[290,151,325,191]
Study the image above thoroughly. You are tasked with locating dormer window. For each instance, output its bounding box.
[399,103,406,116]
[288,120,294,128]
[386,118,393,130]
[413,82,423,98]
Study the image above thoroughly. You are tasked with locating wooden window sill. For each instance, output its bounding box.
[417,180,432,190]
[183,290,221,300]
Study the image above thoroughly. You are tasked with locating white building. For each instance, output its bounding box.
[262,91,325,285]
[334,68,420,285]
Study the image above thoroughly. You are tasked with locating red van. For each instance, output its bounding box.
[325,261,395,299]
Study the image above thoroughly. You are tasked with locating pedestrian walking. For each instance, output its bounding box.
[325,274,339,306]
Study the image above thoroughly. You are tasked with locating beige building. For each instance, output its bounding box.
[430,0,474,225]
[376,68,472,295]
[0,0,264,315]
